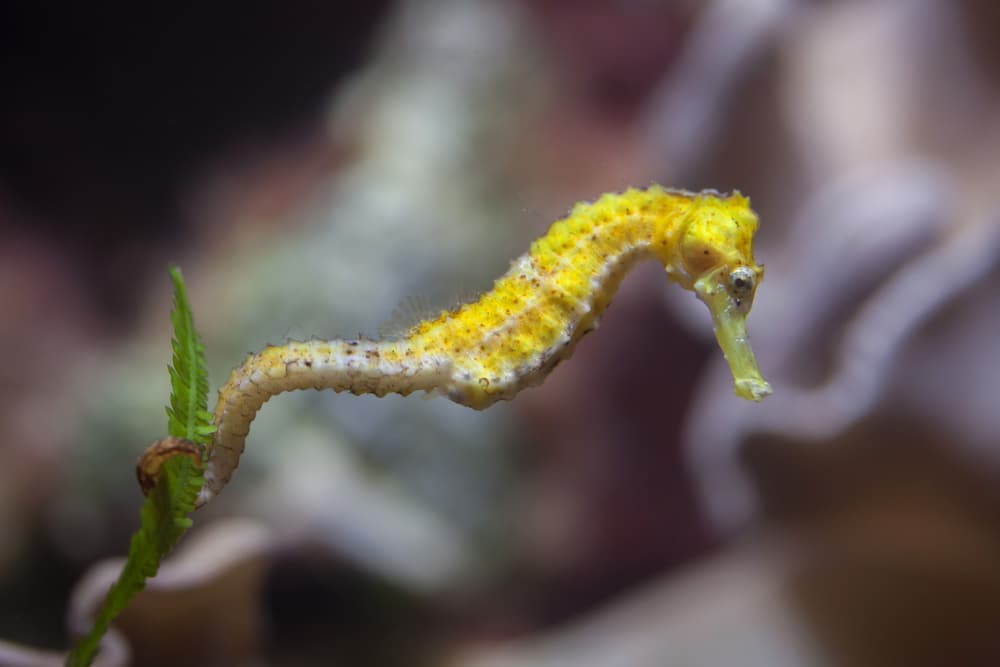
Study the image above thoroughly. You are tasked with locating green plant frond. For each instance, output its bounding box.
[67,265,211,667]
[167,265,214,447]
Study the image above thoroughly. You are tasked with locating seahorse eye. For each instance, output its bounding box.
[728,266,755,300]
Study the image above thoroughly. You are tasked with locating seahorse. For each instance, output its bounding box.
[194,186,770,506]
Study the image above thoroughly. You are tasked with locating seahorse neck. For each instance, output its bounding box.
[514,187,692,336]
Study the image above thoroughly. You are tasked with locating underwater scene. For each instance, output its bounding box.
[2,1,1000,665]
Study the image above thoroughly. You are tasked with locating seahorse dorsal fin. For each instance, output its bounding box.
[376,289,480,340]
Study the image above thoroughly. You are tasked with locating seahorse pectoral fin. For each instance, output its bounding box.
[694,271,772,402]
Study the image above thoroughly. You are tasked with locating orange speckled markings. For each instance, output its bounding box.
[197,186,771,506]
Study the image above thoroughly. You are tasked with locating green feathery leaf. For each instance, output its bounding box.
[165,265,213,448]
[67,265,213,667]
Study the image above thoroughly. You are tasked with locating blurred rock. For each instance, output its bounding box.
[68,520,271,667]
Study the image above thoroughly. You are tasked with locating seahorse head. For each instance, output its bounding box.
[670,191,771,401]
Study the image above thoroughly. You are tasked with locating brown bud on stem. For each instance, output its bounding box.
[136,436,202,495]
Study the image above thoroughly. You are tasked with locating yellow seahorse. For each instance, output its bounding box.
[195,185,770,506]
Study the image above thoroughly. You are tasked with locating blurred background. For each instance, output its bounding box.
[2,0,1000,665]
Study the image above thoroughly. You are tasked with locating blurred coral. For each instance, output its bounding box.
[68,521,270,667]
